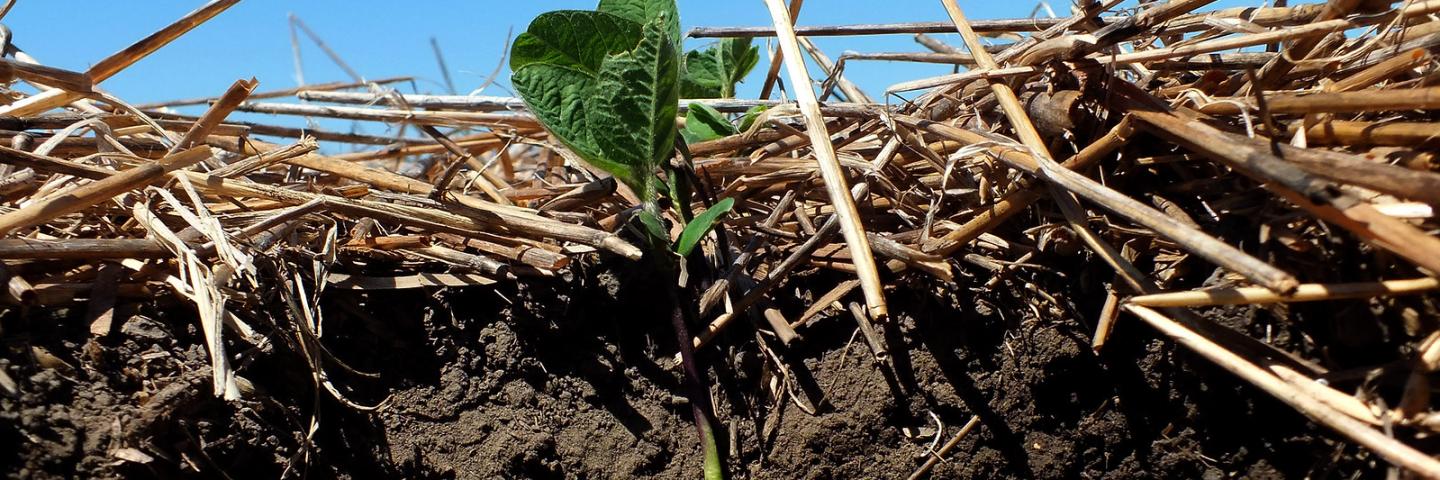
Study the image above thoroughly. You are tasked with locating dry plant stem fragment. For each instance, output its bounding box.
[762,0,888,320]
[1125,305,1440,478]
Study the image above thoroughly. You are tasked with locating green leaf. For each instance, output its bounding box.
[511,11,641,74]
[680,50,724,98]
[680,102,738,144]
[722,38,761,90]
[737,105,768,133]
[675,197,734,257]
[512,11,647,189]
[588,17,680,196]
[597,0,680,47]
[512,11,679,196]
[680,37,760,98]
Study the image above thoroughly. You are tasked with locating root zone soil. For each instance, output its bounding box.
[6,254,1431,478]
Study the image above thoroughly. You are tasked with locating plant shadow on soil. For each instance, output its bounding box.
[2,249,1430,479]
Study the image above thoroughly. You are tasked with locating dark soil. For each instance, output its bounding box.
[3,251,1426,479]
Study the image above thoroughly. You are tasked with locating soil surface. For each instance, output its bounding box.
[2,251,1428,479]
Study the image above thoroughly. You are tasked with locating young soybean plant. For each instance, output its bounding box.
[511,1,757,479]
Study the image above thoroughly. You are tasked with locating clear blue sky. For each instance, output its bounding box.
[4,0,1011,101]
[3,0,1261,145]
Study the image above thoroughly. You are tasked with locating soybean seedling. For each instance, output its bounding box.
[511,1,758,479]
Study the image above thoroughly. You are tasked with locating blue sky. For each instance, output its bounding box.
[3,0,1263,145]
[4,0,1004,101]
